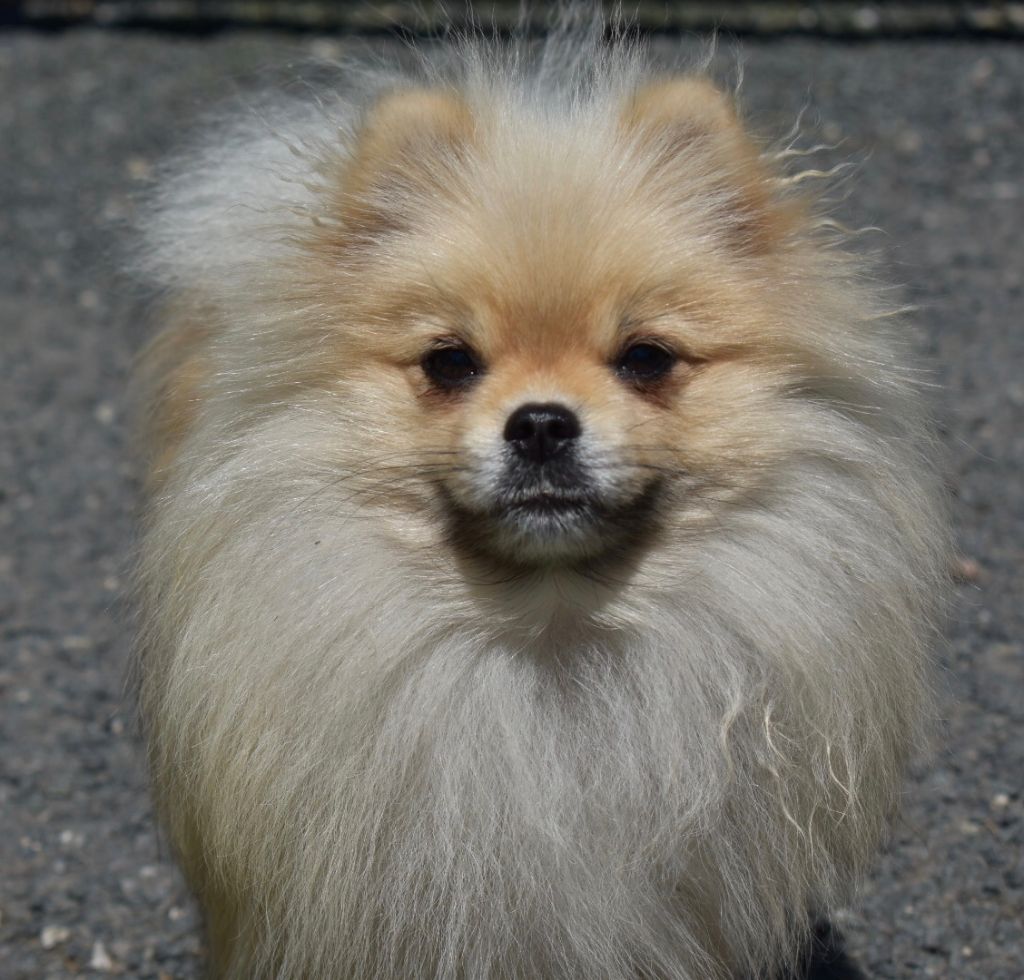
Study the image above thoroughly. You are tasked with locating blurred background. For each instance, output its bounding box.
[4,0,1024,34]
[1,3,1021,978]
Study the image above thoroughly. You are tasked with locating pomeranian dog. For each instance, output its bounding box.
[131,13,949,980]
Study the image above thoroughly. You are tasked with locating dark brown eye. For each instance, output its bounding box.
[422,344,483,389]
[615,342,676,383]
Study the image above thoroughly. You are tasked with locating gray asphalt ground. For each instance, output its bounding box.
[1,28,1022,980]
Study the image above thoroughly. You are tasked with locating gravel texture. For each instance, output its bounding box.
[9,1,1024,36]
[1,29,1021,980]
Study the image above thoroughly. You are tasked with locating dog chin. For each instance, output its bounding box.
[443,482,663,567]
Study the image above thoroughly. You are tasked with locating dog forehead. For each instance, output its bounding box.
[444,207,659,354]
[470,286,621,357]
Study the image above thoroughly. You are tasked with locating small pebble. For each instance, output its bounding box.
[61,634,93,652]
[40,925,71,949]
[309,38,344,61]
[59,829,84,848]
[953,557,983,582]
[970,57,995,86]
[89,939,115,971]
[126,156,151,180]
[897,130,922,155]
[853,7,881,31]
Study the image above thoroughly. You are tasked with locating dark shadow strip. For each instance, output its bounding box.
[3,1,1024,39]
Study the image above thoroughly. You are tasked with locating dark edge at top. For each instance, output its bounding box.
[3,1,1024,39]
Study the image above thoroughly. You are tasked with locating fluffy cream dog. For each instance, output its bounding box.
[132,15,949,980]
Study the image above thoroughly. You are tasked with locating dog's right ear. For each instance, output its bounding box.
[334,88,474,243]
[622,77,798,254]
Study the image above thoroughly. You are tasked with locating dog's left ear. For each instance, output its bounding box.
[334,88,475,244]
[623,77,797,253]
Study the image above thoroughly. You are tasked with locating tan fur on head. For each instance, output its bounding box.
[335,88,475,241]
[132,15,949,980]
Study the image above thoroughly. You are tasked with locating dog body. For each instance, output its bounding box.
[133,21,948,979]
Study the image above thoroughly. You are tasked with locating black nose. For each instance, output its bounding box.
[503,402,581,465]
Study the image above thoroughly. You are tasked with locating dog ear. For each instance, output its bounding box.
[623,78,797,253]
[336,88,474,243]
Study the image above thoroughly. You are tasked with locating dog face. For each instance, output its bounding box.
[298,81,816,567]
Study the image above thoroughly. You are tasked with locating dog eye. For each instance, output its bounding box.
[615,342,676,382]
[422,344,483,389]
